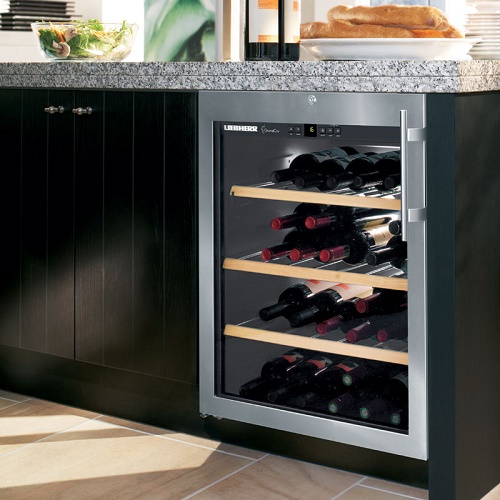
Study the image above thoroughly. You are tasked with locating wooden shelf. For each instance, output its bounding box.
[223,258,408,291]
[230,185,401,211]
[225,324,408,366]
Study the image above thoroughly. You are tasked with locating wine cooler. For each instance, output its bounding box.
[198,91,427,459]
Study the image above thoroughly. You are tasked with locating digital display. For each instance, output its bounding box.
[304,124,317,137]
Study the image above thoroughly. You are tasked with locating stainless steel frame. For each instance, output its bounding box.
[198,91,428,460]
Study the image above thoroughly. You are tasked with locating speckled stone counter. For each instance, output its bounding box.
[0,60,499,93]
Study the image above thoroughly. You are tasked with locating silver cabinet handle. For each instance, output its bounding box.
[400,110,427,242]
[72,107,93,115]
[44,106,64,114]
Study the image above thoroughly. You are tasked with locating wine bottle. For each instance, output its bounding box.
[315,298,369,335]
[375,310,408,342]
[365,235,407,269]
[261,228,321,261]
[239,376,280,399]
[270,147,358,184]
[288,283,372,328]
[259,280,339,321]
[345,321,377,343]
[305,207,395,231]
[260,347,313,378]
[245,0,279,61]
[380,172,401,191]
[293,152,375,191]
[318,224,392,265]
[266,354,338,402]
[328,392,357,416]
[350,157,400,192]
[341,360,400,388]
[325,150,400,190]
[354,289,407,315]
[289,227,350,263]
[270,203,327,231]
[388,219,402,235]
[279,0,301,61]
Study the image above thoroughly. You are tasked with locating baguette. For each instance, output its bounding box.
[300,20,463,39]
[327,4,450,31]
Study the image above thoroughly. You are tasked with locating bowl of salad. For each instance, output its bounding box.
[31,20,138,61]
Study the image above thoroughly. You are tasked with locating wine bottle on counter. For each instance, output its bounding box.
[293,152,376,191]
[373,310,408,342]
[318,224,393,265]
[270,146,358,184]
[354,289,407,316]
[365,235,407,269]
[325,150,400,191]
[350,157,401,192]
[288,283,373,328]
[270,203,327,231]
[279,0,301,61]
[245,0,279,61]
[259,280,339,321]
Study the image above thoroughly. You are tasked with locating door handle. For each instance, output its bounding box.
[44,106,64,114]
[72,107,93,115]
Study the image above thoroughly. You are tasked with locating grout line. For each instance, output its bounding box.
[180,454,270,500]
[0,401,26,412]
[330,477,367,500]
[359,484,427,499]
[93,416,259,461]
[0,414,102,460]
[0,395,31,404]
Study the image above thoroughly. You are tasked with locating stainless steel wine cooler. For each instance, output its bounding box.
[198,91,427,459]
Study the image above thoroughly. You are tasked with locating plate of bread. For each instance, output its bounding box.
[301,4,481,60]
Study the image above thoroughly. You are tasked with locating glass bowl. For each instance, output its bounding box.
[31,20,138,61]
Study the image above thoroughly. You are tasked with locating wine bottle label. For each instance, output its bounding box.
[307,356,333,371]
[305,279,339,295]
[332,283,373,301]
[249,0,279,43]
[366,225,393,247]
[336,360,359,373]
[284,0,300,43]
[281,352,305,363]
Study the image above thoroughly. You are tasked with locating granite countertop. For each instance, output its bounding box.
[0,60,499,93]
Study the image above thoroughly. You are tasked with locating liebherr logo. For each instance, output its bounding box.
[223,125,258,132]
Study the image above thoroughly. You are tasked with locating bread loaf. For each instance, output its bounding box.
[327,5,450,31]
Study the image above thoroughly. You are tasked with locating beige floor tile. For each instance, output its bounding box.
[361,477,428,499]
[0,399,21,411]
[0,419,252,500]
[98,415,266,460]
[337,485,422,500]
[191,454,363,500]
[483,483,500,499]
[0,399,100,455]
[0,390,30,402]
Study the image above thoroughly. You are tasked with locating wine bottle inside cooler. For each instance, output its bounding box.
[318,224,392,265]
[266,354,339,402]
[354,288,407,315]
[345,321,377,343]
[315,297,369,335]
[270,146,358,184]
[341,360,401,389]
[259,280,340,321]
[350,157,400,192]
[325,150,400,190]
[374,310,408,342]
[365,235,407,269]
[289,227,350,263]
[305,207,396,231]
[293,152,375,191]
[270,203,327,231]
[388,219,402,235]
[261,228,328,261]
[288,283,373,328]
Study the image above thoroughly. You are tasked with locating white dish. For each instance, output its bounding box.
[300,37,482,61]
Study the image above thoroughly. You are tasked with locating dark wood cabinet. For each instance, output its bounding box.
[0,89,198,382]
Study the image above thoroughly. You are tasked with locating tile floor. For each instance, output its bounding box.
[0,389,494,500]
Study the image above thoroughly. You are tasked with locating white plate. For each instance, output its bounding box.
[300,37,482,61]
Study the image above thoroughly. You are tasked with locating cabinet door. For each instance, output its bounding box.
[0,90,22,348]
[21,89,75,357]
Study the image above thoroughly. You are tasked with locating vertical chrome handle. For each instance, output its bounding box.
[72,107,93,115]
[400,110,409,242]
[44,106,64,114]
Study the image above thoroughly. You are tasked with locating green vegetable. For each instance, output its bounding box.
[35,19,136,60]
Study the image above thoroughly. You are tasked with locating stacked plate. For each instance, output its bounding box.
[0,0,78,31]
[465,1,500,59]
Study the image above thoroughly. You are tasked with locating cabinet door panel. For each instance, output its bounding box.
[0,90,22,347]
[46,90,75,357]
[74,91,105,364]
[164,92,198,384]
[133,91,166,377]
[102,91,134,370]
